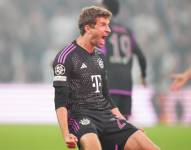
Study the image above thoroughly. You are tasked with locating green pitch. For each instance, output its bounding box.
[0,124,191,150]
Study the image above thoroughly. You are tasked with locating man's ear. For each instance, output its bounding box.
[84,25,92,33]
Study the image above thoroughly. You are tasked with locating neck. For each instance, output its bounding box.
[76,35,94,53]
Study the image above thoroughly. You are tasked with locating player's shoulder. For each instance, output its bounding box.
[54,41,78,64]
[110,21,131,34]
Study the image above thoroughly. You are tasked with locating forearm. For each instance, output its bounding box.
[56,107,69,138]
[184,68,191,80]
[170,68,191,91]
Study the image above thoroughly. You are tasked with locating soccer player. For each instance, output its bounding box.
[53,5,159,150]
[170,68,191,91]
[100,0,147,119]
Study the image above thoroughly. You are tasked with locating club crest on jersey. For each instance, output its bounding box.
[55,64,65,75]
[79,118,90,125]
[97,58,104,69]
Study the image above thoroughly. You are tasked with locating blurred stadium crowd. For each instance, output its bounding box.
[0,0,191,124]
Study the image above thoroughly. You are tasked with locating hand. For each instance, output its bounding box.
[170,68,191,91]
[64,134,78,149]
[111,107,126,120]
[170,73,189,91]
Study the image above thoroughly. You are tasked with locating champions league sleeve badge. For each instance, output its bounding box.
[54,64,65,75]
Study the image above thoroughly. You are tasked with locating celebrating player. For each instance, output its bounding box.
[53,5,159,150]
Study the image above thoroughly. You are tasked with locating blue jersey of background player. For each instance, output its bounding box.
[101,0,147,119]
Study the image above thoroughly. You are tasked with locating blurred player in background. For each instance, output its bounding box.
[53,5,159,150]
[170,68,191,91]
[100,0,147,119]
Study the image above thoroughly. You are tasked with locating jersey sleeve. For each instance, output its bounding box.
[52,54,72,109]
[130,31,147,78]
[53,56,71,87]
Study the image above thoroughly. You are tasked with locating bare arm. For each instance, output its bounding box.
[56,107,78,148]
[170,68,191,91]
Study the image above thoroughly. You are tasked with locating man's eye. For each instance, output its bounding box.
[99,23,105,26]
[101,24,107,27]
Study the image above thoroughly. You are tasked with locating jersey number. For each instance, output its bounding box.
[109,33,132,65]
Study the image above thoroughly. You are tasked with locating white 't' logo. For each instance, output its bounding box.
[91,75,101,93]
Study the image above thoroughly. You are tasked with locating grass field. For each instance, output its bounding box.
[0,124,191,150]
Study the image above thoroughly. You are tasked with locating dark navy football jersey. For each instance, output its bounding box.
[101,22,146,95]
[53,41,115,112]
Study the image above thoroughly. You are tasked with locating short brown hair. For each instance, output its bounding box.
[78,5,112,35]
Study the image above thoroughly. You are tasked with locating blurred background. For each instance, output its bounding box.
[0,0,191,150]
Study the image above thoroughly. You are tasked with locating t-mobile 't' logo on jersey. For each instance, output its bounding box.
[91,75,102,93]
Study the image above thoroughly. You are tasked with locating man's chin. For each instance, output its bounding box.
[97,43,104,49]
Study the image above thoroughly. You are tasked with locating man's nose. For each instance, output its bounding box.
[106,25,111,33]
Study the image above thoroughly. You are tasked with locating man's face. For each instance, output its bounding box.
[89,17,111,48]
